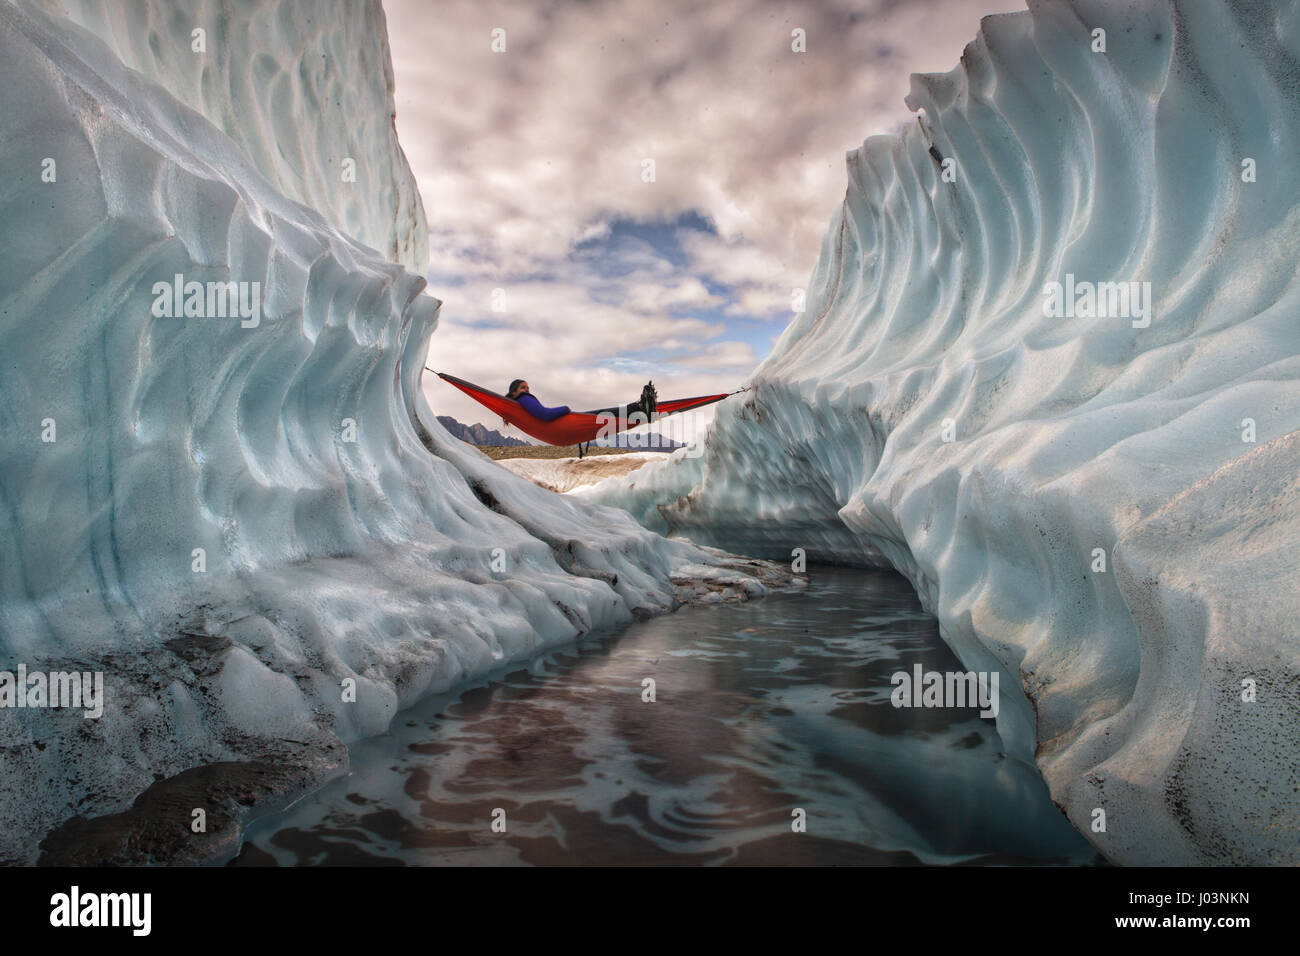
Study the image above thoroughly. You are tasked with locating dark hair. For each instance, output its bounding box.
[507,379,525,398]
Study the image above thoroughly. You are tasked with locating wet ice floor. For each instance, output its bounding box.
[234,567,1097,866]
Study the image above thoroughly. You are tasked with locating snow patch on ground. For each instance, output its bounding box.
[497,452,662,493]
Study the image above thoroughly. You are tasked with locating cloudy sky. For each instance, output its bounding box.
[385,0,1022,441]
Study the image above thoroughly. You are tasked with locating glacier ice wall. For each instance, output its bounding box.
[589,0,1300,864]
[0,0,782,864]
[27,0,429,273]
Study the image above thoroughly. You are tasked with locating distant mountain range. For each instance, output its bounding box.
[437,414,687,452]
[436,415,530,447]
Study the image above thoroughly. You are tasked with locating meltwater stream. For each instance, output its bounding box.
[235,568,1097,866]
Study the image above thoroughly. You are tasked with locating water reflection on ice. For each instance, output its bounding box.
[236,567,1097,866]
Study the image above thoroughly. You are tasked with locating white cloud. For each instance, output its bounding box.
[385,0,1026,437]
[668,340,761,370]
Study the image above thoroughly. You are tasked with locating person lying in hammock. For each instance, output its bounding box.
[506,379,658,422]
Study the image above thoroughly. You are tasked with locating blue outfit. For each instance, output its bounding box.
[516,392,570,422]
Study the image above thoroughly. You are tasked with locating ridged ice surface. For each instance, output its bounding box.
[27,0,428,273]
[589,0,1300,864]
[0,0,783,864]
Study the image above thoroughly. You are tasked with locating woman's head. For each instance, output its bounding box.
[507,379,528,399]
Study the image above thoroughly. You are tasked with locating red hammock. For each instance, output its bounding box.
[433,371,734,447]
